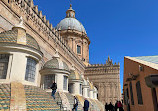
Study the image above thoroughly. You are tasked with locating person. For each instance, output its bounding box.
[109,102,114,111]
[117,101,124,111]
[72,96,78,111]
[83,98,89,111]
[50,80,57,100]
[105,103,109,111]
[114,101,118,111]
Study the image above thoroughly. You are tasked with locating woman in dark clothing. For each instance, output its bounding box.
[117,101,124,111]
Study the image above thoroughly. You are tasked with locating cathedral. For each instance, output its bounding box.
[0,0,121,110]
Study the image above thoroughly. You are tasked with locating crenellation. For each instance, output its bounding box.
[85,56,121,104]
[28,0,34,8]
[50,24,53,30]
[33,5,38,13]
[38,11,42,18]
[42,15,46,23]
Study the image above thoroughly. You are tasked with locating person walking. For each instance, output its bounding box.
[72,96,78,111]
[117,101,124,111]
[83,98,89,111]
[50,80,57,100]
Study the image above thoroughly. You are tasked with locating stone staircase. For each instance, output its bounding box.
[24,85,61,111]
[55,91,64,110]
[89,99,100,111]
[64,93,74,110]
[0,84,10,111]
[95,100,104,111]
[47,91,66,111]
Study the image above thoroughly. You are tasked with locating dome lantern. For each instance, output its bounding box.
[56,4,86,34]
[66,4,75,18]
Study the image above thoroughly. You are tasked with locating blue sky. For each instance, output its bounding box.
[34,0,158,91]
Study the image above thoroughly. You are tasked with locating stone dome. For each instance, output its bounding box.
[69,70,82,80]
[56,18,86,34]
[43,58,69,71]
[0,28,40,50]
[56,5,86,34]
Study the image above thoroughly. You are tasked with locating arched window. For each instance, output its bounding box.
[0,54,9,79]
[25,57,37,82]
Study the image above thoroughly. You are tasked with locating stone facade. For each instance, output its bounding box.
[0,0,121,109]
[84,57,122,104]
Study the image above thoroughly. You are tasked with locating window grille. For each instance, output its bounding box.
[77,45,81,54]
[0,54,9,79]
[80,84,82,94]
[63,76,68,90]
[25,57,37,82]
[44,75,55,89]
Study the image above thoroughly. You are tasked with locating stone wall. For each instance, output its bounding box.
[84,59,121,105]
[0,0,85,86]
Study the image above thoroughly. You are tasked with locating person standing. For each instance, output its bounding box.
[109,102,114,111]
[83,98,89,111]
[105,103,109,111]
[115,101,118,111]
[50,80,57,100]
[72,96,78,111]
[117,101,124,111]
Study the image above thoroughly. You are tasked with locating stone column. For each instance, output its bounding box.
[10,52,27,82]
[56,74,64,91]
[93,90,97,99]
[89,89,94,99]
[83,85,89,98]
[73,82,80,95]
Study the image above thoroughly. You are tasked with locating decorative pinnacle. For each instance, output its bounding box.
[53,49,60,58]
[70,0,72,9]
[70,4,72,9]
[15,16,25,29]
